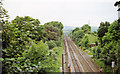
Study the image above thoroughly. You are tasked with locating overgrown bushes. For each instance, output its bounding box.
[2,15,63,73]
[47,40,57,49]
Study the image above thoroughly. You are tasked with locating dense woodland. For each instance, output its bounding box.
[1,3,63,73]
[69,20,120,73]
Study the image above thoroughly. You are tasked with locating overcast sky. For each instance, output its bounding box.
[3,0,118,27]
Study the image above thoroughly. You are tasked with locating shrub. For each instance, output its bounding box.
[55,40,61,46]
[80,35,89,49]
[47,40,57,49]
[10,40,59,72]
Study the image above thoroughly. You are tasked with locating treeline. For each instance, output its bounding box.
[69,20,120,73]
[69,24,94,50]
[94,20,120,72]
[1,6,63,73]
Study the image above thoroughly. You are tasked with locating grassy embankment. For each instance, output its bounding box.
[84,34,104,70]
[84,34,97,55]
[55,36,63,72]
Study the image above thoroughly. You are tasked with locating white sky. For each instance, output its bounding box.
[3,0,118,27]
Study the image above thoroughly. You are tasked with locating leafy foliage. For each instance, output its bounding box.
[93,20,120,72]
[2,41,62,72]
[47,40,57,49]
[70,20,120,73]
[70,25,91,48]
[44,21,63,30]
[0,2,9,27]
[2,16,63,73]
[44,21,63,41]
[81,24,91,34]
[97,21,110,45]
[72,29,85,46]
[72,27,79,33]
[80,35,89,49]
[2,16,46,58]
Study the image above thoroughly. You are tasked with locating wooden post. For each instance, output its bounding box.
[62,54,64,73]
[68,64,71,74]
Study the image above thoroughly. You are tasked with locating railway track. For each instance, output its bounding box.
[63,35,101,73]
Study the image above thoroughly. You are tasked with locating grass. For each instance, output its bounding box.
[54,47,63,72]
[84,49,93,58]
[85,49,104,71]
[57,47,63,71]
[52,39,63,72]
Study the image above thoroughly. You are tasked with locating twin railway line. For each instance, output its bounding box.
[63,35,101,73]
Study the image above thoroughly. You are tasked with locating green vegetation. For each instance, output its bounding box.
[1,0,120,73]
[1,4,63,73]
[95,20,120,72]
[81,24,91,34]
[69,24,93,49]
[85,34,97,43]
[69,20,120,73]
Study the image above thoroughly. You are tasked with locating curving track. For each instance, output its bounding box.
[63,35,101,72]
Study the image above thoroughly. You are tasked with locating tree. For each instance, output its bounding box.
[114,1,120,21]
[80,35,89,49]
[81,24,91,34]
[44,21,63,41]
[72,27,79,33]
[97,21,110,45]
[0,1,9,25]
[44,21,63,36]
[114,1,120,7]
[2,16,44,58]
[72,29,85,46]
[0,1,9,40]
[97,20,120,72]
[47,40,57,49]
[44,25,59,41]
[44,21,63,30]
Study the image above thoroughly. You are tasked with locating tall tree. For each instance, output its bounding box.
[2,16,44,58]
[72,29,85,46]
[100,20,120,73]
[0,1,9,25]
[114,1,120,7]
[72,27,79,33]
[81,24,91,33]
[97,21,110,45]
[44,21,63,41]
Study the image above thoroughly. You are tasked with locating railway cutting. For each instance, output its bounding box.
[62,35,101,73]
